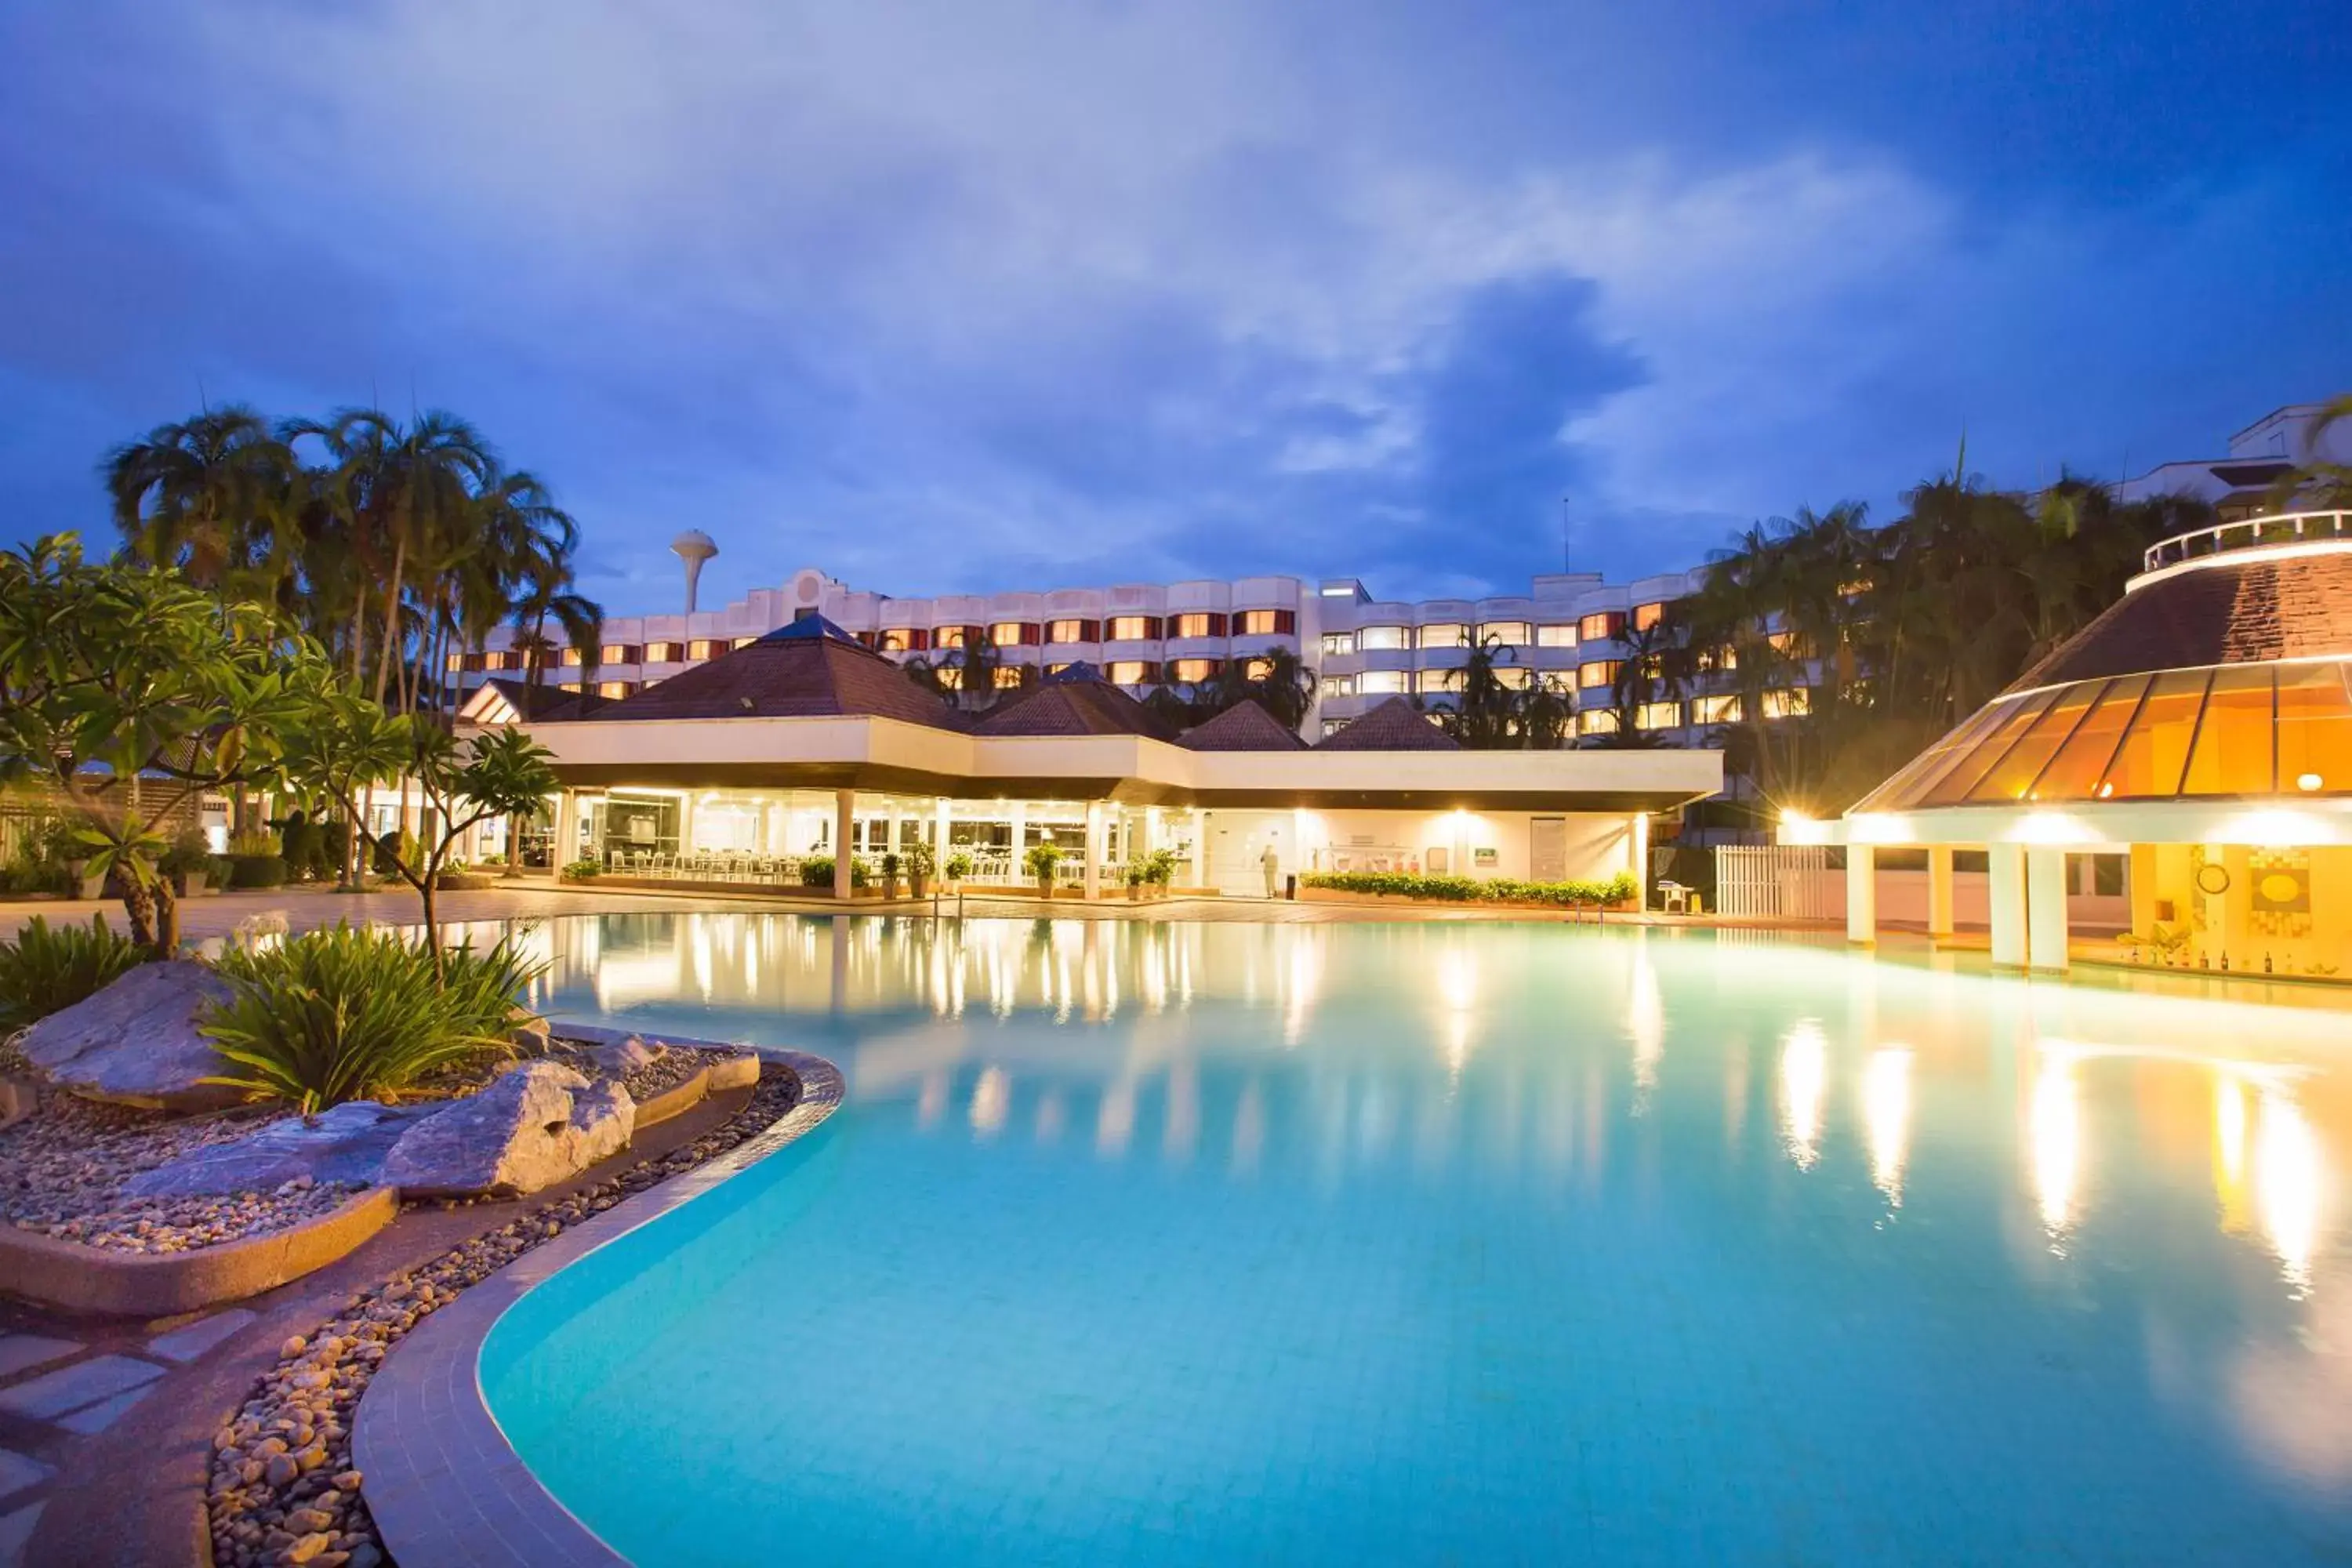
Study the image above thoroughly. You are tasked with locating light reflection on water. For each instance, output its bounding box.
[474,913,2352,1563]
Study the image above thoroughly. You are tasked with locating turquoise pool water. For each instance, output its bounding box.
[479,914,2352,1564]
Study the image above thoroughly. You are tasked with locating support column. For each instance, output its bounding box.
[833,789,855,899]
[677,792,698,857]
[1846,844,1876,946]
[2026,849,2070,973]
[1926,845,1956,938]
[1988,843,2027,968]
[1143,805,1161,856]
[1083,800,1105,901]
[886,799,902,858]
[1008,801,1027,885]
[1631,811,1650,910]
[1192,811,1210,891]
[554,790,578,870]
[934,797,951,873]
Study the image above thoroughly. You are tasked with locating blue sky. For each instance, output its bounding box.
[2,2,2347,610]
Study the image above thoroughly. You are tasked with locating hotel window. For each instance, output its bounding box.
[1696,644,1737,674]
[1046,662,1071,677]
[1767,630,1802,655]
[1358,624,1410,651]
[1418,622,1469,649]
[1417,669,1461,694]
[1243,656,1273,681]
[1577,710,1620,736]
[685,639,721,660]
[1578,611,1625,642]
[1493,666,1531,689]
[1323,673,1356,695]
[935,624,985,650]
[550,647,578,666]
[595,681,633,700]
[1690,693,1742,725]
[1633,601,1667,632]
[1320,630,1356,656]
[1234,608,1295,636]
[1170,612,1227,639]
[989,621,1041,648]
[1170,657,1224,684]
[603,643,641,665]
[2279,662,2352,794]
[933,665,963,691]
[444,652,463,673]
[2180,666,2275,797]
[1537,670,1576,694]
[1762,687,1811,720]
[558,681,582,693]
[1359,670,1410,695]
[854,631,879,648]
[733,636,759,650]
[1535,623,1577,648]
[1577,660,1619,689]
[993,666,1029,690]
[1045,619,1100,644]
[1479,621,1532,647]
[877,627,928,652]
[1105,615,1162,641]
[1105,660,1160,685]
[1323,718,1347,736]
[645,641,685,662]
[1637,700,1682,730]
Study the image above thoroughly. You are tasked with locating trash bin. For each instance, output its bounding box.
[1285,873,1298,901]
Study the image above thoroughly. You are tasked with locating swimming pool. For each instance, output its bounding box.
[477,913,2352,1563]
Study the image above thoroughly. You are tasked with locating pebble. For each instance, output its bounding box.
[202,1068,796,1568]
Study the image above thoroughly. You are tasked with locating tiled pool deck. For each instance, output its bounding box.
[350,1046,844,1567]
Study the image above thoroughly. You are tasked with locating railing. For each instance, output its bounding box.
[2142,510,2350,574]
[1711,844,1835,921]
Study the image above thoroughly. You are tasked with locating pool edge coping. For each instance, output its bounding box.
[351,1033,845,1568]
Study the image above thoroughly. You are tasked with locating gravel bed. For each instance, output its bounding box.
[205,1067,800,1568]
[0,1092,343,1254]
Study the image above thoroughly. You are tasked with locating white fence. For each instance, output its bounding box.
[1711,845,1837,921]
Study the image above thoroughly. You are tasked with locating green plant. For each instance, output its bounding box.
[945,851,974,880]
[229,829,279,858]
[201,924,544,1111]
[797,855,870,890]
[0,915,149,1030]
[1145,848,1178,887]
[561,858,602,881]
[162,827,212,875]
[279,815,328,881]
[1025,842,1062,884]
[229,854,289,888]
[369,829,419,877]
[906,839,936,876]
[1298,870,1639,906]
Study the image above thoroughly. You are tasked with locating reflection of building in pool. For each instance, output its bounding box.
[1788,511,2352,977]
[464,615,1721,901]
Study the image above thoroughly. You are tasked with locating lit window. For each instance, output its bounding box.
[1633,601,1666,631]
[2180,666,2275,796]
[935,624,983,650]
[1579,611,1624,642]
[1577,709,1620,736]
[1637,700,1681,730]
[1697,644,1737,673]
[560,647,584,666]
[878,627,927,652]
[1243,657,1272,681]
[1359,625,1410,651]
[1417,669,1460,694]
[596,681,633,699]
[1106,615,1161,641]
[1046,619,1098,644]
[1319,630,1356,656]
[1537,670,1576,694]
[1691,694,1742,724]
[1578,661,1618,689]
[1105,660,1158,685]
[1323,673,1356,695]
[1170,657,1223,683]
[934,665,963,690]
[645,641,685,662]
[1235,608,1294,636]
[1493,666,1531,689]
[1536,624,1577,648]
[993,666,1028,689]
[600,643,638,665]
[989,621,1039,648]
[558,681,582,693]
[1767,630,1801,655]
[444,652,463,673]
[1418,622,1469,649]
[2278,662,2352,794]
[1359,670,1410,695]
[688,639,722,659]
[1762,687,1811,720]
[1323,718,1347,735]
[1479,621,1532,646]
[734,636,759,650]
[1170,612,1225,639]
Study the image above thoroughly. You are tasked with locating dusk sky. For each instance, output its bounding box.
[3,2,2347,611]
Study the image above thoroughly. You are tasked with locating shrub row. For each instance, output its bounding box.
[1301,870,1640,906]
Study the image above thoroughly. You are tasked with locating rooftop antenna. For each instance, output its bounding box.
[1560,495,1573,571]
[671,529,718,615]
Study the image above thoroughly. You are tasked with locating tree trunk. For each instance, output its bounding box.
[504,809,524,877]
[152,877,180,955]
[373,535,407,706]
[349,583,369,683]
[119,878,156,952]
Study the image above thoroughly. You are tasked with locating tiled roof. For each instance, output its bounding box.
[1177,699,1308,751]
[972,672,1179,740]
[590,626,968,728]
[2006,550,2352,692]
[467,678,613,723]
[1313,695,1461,751]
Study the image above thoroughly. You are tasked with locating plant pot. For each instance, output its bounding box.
[76,872,104,900]
[882,877,902,900]
[909,873,928,898]
[1035,877,1054,898]
[174,869,208,897]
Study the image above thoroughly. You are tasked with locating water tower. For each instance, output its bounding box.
[670,529,718,615]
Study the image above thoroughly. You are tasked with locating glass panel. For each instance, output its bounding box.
[1864,695,2027,810]
[2180,666,2275,796]
[2097,669,2212,799]
[1965,681,2104,802]
[2278,662,2352,795]
[2030,674,2151,800]
[1919,686,2063,805]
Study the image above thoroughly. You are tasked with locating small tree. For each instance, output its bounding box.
[0,535,333,956]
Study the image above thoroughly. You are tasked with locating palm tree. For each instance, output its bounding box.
[1444,633,1521,749]
[105,405,295,594]
[1602,612,1695,748]
[2265,394,2352,511]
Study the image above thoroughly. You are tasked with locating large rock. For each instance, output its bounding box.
[17,960,243,1112]
[122,1101,437,1198]
[379,1062,635,1198]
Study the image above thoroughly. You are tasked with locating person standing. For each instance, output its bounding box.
[1260,840,1281,899]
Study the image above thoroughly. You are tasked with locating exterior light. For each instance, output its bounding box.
[2297,772,2324,792]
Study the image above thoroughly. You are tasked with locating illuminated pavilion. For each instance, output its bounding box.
[1788,512,2352,975]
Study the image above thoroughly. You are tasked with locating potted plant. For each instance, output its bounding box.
[1125,862,1145,902]
[1025,841,1062,897]
[162,827,215,896]
[881,852,902,900]
[945,851,974,891]
[1146,848,1178,899]
[561,858,603,883]
[907,839,935,898]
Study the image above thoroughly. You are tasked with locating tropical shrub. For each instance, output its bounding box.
[1300,870,1639,906]
[797,855,871,889]
[161,828,212,876]
[945,851,974,881]
[229,829,278,858]
[201,925,543,1111]
[0,915,149,1029]
[1144,848,1179,887]
[229,855,289,888]
[370,829,419,877]
[560,858,602,881]
[906,839,936,876]
[1024,843,1062,884]
[279,816,328,881]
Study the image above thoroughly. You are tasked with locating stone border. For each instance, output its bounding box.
[0,1185,399,1317]
[353,1040,844,1567]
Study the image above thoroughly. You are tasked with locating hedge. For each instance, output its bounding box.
[228,854,289,889]
[1301,870,1639,906]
